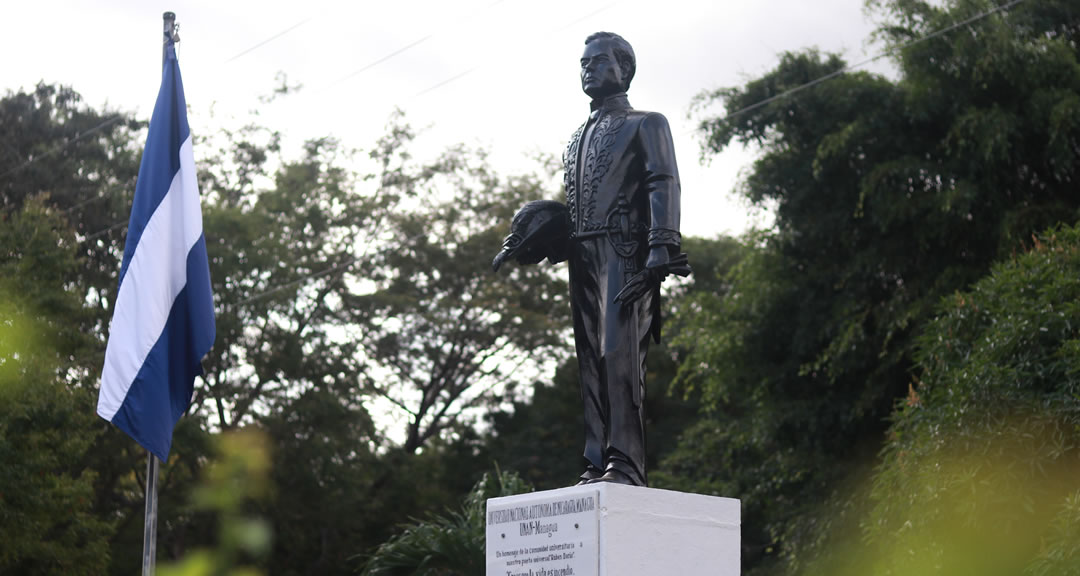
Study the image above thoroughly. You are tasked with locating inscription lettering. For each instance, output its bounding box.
[487,496,596,525]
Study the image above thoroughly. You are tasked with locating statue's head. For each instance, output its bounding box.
[580,32,636,99]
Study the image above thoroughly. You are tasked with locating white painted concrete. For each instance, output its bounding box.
[487,483,740,576]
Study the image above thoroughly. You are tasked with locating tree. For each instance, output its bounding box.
[676,0,1080,573]
[488,293,708,491]
[853,224,1080,576]
[0,198,114,575]
[0,82,582,574]
[339,124,571,454]
[359,469,532,576]
[0,84,149,575]
[157,429,274,576]
[258,388,382,576]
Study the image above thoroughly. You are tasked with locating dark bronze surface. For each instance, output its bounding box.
[495,32,688,487]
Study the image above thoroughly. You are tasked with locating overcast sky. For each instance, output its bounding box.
[2,0,894,238]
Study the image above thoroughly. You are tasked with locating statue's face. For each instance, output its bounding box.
[580,40,624,100]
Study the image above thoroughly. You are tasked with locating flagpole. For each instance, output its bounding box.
[163,11,176,65]
[98,7,213,574]
[139,15,174,576]
[142,452,160,576]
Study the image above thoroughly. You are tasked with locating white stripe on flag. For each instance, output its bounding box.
[98,135,204,421]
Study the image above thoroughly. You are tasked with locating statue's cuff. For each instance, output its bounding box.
[648,228,681,247]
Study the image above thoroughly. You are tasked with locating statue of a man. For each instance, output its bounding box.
[564,31,684,486]
[493,32,686,486]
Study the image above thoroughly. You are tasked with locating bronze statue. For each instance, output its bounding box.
[493,32,687,486]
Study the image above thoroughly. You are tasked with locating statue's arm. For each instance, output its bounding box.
[639,112,682,268]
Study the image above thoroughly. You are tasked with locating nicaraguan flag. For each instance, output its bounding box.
[98,35,215,462]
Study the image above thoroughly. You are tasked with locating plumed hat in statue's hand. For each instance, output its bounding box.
[491,200,571,272]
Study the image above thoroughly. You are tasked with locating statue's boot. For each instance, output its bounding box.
[588,468,637,486]
[576,465,604,485]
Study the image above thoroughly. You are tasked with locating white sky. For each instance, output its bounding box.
[1,0,894,238]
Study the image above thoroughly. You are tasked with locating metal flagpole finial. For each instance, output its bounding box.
[162,12,179,66]
[163,12,179,43]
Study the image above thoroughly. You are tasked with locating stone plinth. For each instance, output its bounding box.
[486,483,739,576]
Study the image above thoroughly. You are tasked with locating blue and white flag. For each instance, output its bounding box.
[98,36,215,462]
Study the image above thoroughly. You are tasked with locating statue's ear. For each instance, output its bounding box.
[619,61,633,90]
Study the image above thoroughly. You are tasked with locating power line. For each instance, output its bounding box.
[330,34,435,89]
[326,0,511,91]
[238,0,1031,306]
[414,67,477,98]
[238,229,431,305]
[52,0,1028,240]
[552,0,620,34]
[0,114,125,181]
[63,188,117,214]
[225,18,312,63]
[78,213,427,307]
[715,0,1026,124]
[82,219,128,242]
[412,0,620,97]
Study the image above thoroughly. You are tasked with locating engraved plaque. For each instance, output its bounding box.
[486,488,599,576]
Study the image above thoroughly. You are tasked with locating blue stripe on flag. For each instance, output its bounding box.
[118,46,189,286]
[112,237,214,460]
[99,38,215,462]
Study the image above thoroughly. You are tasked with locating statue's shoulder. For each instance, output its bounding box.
[632,110,672,131]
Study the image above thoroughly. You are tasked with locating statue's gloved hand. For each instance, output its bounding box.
[644,245,672,270]
[614,248,691,306]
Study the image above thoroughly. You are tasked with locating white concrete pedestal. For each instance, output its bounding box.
[486,483,739,576]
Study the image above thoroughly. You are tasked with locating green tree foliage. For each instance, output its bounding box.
[191,114,570,573]
[359,469,532,576]
[677,1,1080,572]
[339,125,571,454]
[0,198,114,575]
[0,83,142,331]
[485,360,585,490]
[258,388,382,575]
[489,338,699,494]
[0,84,145,574]
[855,225,1080,576]
[196,126,367,431]
[0,82,570,574]
[158,429,273,576]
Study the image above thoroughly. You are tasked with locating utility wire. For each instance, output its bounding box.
[552,1,620,33]
[326,0,510,91]
[225,18,312,63]
[715,0,1026,124]
[330,34,436,89]
[0,114,124,181]
[63,189,117,214]
[239,0,1030,303]
[413,0,620,97]
[414,67,477,97]
[78,214,426,307]
[237,230,431,305]
[82,219,128,242]
[73,0,1029,254]
[3,17,304,185]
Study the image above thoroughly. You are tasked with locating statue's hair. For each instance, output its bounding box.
[585,32,636,91]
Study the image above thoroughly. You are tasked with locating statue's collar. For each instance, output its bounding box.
[590,92,631,113]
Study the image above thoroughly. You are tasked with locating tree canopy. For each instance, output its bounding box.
[3,0,1080,573]
[672,0,1080,572]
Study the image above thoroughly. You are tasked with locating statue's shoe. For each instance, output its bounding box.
[576,466,604,485]
[587,468,639,486]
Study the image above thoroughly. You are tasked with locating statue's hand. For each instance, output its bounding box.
[614,249,692,306]
[615,249,691,306]
[645,245,672,271]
